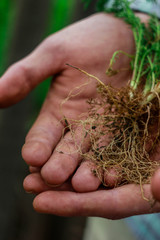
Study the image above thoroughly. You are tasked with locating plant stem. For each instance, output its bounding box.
[130,27,143,89]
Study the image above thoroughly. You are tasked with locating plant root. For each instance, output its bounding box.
[63,67,160,201]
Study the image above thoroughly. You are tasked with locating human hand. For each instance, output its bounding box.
[3,12,158,218]
[21,12,160,218]
[0,13,135,190]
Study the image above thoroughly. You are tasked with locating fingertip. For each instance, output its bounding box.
[23,173,51,193]
[0,62,32,107]
[0,37,64,107]
[33,192,60,214]
[32,191,80,216]
[72,175,100,193]
[33,193,44,213]
[72,162,101,192]
[41,163,69,186]
[104,168,122,188]
[22,141,52,167]
[23,175,34,193]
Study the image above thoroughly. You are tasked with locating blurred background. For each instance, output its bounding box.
[0,0,97,239]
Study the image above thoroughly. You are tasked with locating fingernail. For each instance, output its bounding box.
[45,181,62,188]
[25,191,34,194]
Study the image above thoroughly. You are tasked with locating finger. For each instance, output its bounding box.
[22,111,64,167]
[23,173,73,193]
[104,168,122,188]
[24,173,52,193]
[151,168,160,201]
[71,132,121,191]
[71,161,101,192]
[41,126,90,185]
[0,36,65,107]
[33,184,160,218]
[72,161,122,192]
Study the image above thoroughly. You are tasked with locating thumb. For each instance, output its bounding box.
[0,36,65,107]
[151,168,160,202]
